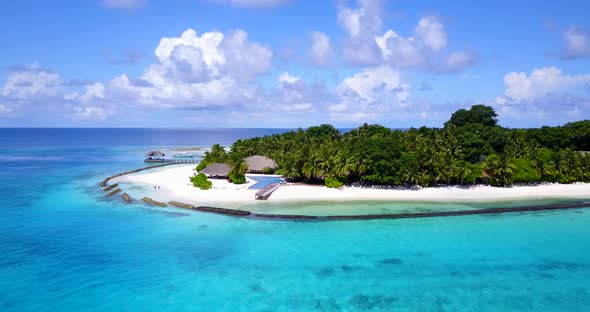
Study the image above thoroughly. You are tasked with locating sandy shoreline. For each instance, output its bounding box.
[112,164,590,206]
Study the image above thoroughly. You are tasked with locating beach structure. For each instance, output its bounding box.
[245,155,277,173]
[144,151,200,163]
[145,151,165,162]
[255,183,282,200]
[200,162,231,179]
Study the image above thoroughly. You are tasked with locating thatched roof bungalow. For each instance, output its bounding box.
[200,162,231,179]
[245,155,277,173]
[145,151,165,162]
[145,151,165,157]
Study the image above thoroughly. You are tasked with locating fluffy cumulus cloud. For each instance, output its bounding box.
[337,0,385,65]
[502,67,590,100]
[110,28,273,108]
[0,65,112,121]
[560,27,590,59]
[329,66,411,121]
[270,72,333,113]
[1,65,62,100]
[493,67,590,125]
[309,31,334,66]
[0,29,277,123]
[373,16,477,72]
[336,0,477,72]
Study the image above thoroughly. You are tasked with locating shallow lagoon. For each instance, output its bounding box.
[1,129,589,311]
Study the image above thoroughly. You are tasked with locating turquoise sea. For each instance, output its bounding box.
[1,128,590,311]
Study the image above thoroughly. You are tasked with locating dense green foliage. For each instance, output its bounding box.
[197,144,227,171]
[325,177,344,188]
[203,105,590,187]
[228,153,248,184]
[190,173,212,190]
[196,143,248,184]
[229,173,246,184]
[445,104,498,127]
[262,167,275,174]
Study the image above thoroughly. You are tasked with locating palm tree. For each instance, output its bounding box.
[454,160,472,185]
[229,154,248,177]
[302,156,323,180]
[402,167,421,185]
[483,153,516,186]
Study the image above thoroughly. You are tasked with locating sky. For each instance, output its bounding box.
[0,0,589,128]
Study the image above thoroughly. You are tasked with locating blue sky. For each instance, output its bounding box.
[1,0,589,128]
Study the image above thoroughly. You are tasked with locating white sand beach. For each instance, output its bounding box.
[112,164,590,206]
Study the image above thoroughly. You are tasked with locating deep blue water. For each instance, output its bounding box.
[1,128,590,311]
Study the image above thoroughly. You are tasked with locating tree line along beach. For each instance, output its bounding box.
[112,105,590,213]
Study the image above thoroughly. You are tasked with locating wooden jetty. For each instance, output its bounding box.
[255,183,282,200]
[145,150,200,164]
[144,158,200,164]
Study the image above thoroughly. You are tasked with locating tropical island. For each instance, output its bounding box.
[113,105,590,207]
[199,105,590,187]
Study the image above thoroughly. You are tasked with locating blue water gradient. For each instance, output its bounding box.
[1,129,589,311]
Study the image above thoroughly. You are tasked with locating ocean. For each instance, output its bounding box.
[0,128,589,311]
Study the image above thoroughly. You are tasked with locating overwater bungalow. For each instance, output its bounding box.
[245,155,277,173]
[200,162,231,179]
[145,151,165,162]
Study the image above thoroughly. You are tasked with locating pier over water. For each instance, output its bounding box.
[144,150,201,164]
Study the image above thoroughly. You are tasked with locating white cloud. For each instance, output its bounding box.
[309,31,334,66]
[65,83,106,103]
[491,66,590,126]
[338,0,385,65]
[415,16,447,51]
[503,67,590,101]
[0,65,112,120]
[271,72,332,113]
[100,0,145,9]
[0,104,13,114]
[1,65,62,99]
[445,52,478,72]
[561,27,590,59]
[340,66,409,103]
[374,16,477,72]
[337,0,383,37]
[330,66,411,121]
[278,72,301,84]
[111,28,273,108]
[72,106,109,120]
[336,1,476,72]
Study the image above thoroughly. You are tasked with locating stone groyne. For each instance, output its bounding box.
[121,193,132,203]
[100,163,187,204]
[99,165,590,221]
[146,200,590,222]
[103,183,119,192]
[142,197,167,207]
[105,188,121,197]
